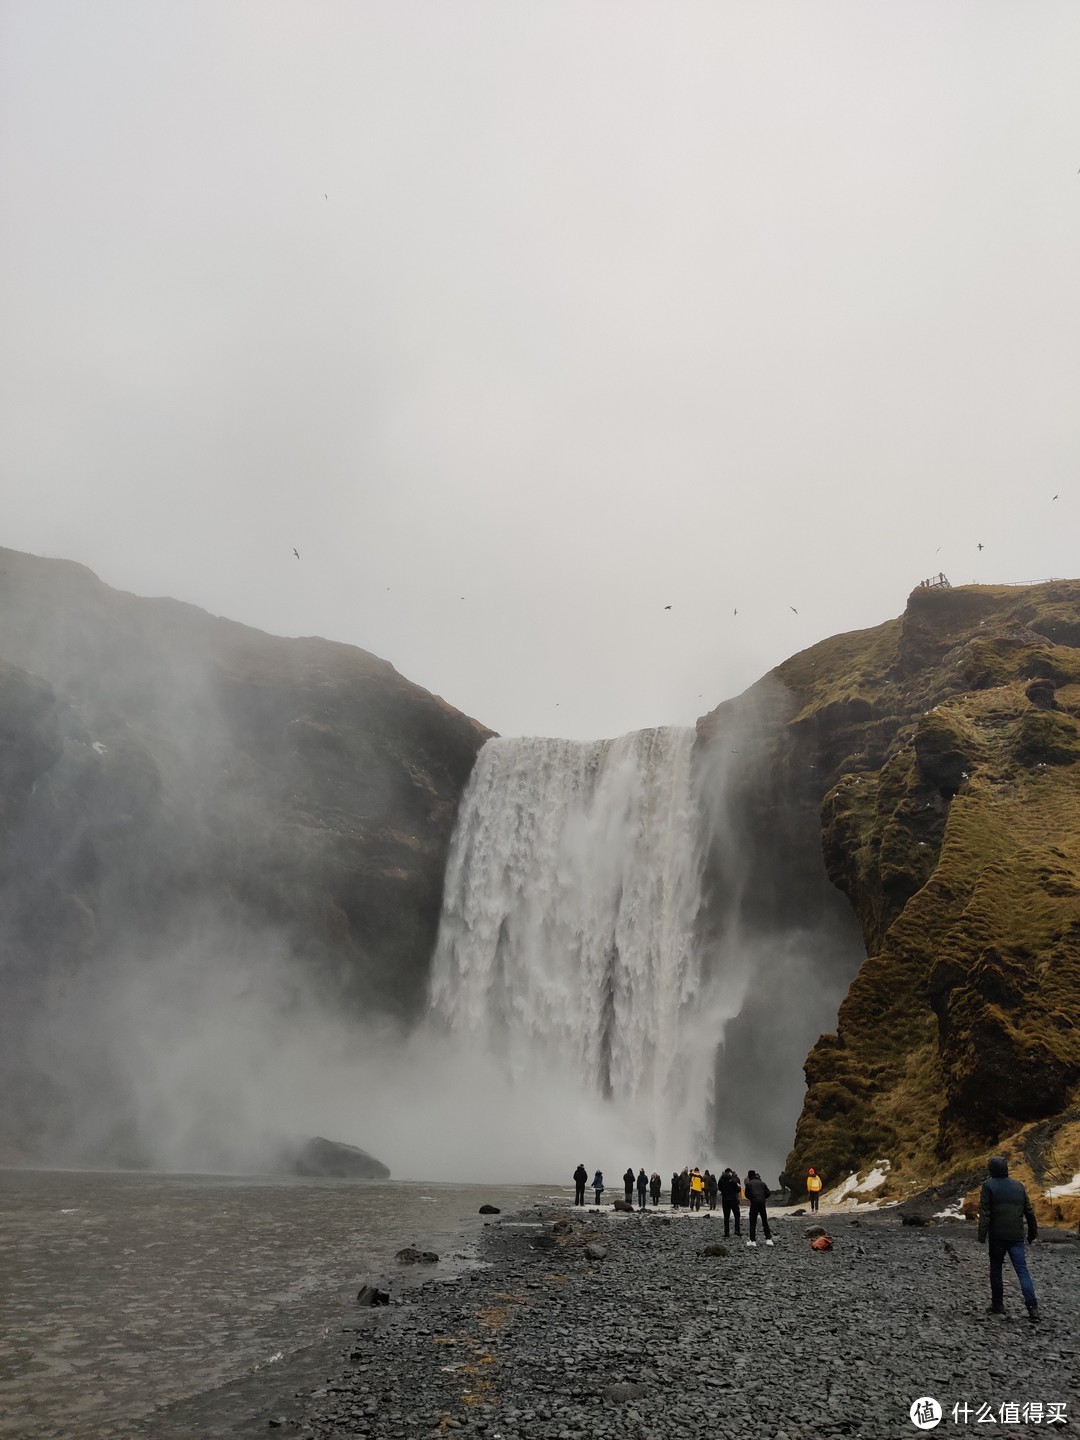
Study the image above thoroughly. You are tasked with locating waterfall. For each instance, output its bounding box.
[428,727,721,1157]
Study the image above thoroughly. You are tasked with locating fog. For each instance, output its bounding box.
[3,2,1080,741]
[4,3,1075,1183]
[27,913,653,1184]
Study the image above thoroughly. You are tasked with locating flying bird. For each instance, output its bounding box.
[734,608,737,616]
[664,605,672,610]
[293,548,300,560]
[790,606,798,614]
[1053,493,1059,500]
[977,543,984,551]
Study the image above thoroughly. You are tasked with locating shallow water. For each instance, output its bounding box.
[0,1168,559,1440]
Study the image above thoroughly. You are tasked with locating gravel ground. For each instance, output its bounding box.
[278,1207,1079,1440]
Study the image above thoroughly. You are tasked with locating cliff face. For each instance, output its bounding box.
[732,581,1080,1217]
[0,548,491,1164]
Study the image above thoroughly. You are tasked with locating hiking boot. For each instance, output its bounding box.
[765,1238,775,1247]
[986,1305,1006,1316]
[1027,1305,1040,1324]
[746,1239,757,1248]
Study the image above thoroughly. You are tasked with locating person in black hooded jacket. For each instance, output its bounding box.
[743,1170,774,1246]
[977,1155,1039,1320]
[573,1163,588,1207]
[718,1168,742,1237]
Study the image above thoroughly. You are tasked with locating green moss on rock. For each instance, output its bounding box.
[779,580,1080,1197]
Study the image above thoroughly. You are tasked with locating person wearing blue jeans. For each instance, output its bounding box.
[977,1155,1039,1321]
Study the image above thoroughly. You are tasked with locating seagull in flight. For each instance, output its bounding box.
[790,606,798,614]
[293,548,300,560]
[977,543,984,551]
[664,605,672,610]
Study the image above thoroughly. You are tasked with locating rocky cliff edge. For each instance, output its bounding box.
[708,580,1080,1223]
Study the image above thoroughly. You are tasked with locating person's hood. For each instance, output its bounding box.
[988,1156,1009,1178]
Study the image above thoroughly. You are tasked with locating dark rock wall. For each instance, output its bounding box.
[753,581,1080,1201]
[0,548,491,1163]
[693,680,867,1177]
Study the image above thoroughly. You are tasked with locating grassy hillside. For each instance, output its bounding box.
[776,581,1080,1222]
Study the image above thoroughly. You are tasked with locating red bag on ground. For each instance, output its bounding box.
[810,1234,833,1251]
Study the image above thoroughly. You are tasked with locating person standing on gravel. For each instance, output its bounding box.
[978,1155,1039,1321]
[807,1168,823,1213]
[744,1170,774,1247]
[623,1167,635,1204]
[573,1163,588,1206]
[649,1171,662,1206]
[636,1168,648,1209]
[671,1171,681,1208]
[719,1167,742,1237]
[593,1170,605,1205]
[690,1168,705,1211]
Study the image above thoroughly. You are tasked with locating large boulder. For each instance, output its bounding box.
[291,1136,390,1180]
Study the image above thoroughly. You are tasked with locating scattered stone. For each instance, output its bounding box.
[900,1214,929,1227]
[298,1197,1079,1440]
[604,1382,646,1402]
[550,1218,574,1235]
[792,1208,807,1216]
[701,1244,729,1257]
[356,1285,390,1306]
[804,1226,827,1239]
[532,1233,557,1251]
[395,1248,439,1264]
[478,1205,501,1214]
[612,1199,635,1213]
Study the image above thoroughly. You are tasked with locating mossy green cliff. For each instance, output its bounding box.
[744,582,1080,1217]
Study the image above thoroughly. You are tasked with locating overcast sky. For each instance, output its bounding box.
[2,2,1079,740]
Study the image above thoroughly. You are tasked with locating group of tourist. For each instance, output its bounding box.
[572,1154,1044,1322]
[571,1163,784,1246]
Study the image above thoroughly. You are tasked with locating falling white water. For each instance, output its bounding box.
[429,727,721,1158]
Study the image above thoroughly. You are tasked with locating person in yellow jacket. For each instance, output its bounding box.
[807,1167,823,1213]
[689,1167,705,1212]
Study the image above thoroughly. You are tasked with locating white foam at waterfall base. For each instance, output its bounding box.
[427,728,731,1166]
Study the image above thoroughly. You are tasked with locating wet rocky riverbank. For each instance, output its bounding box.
[233,1204,1079,1440]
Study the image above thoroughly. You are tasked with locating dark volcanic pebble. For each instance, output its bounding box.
[287,1210,1080,1440]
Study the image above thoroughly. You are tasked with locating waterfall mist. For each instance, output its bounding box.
[427,693,866,1182]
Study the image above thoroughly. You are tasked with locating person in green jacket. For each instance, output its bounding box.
[977,1155,1039,1321]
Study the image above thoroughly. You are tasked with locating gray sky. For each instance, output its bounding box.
[3,1,1079,741]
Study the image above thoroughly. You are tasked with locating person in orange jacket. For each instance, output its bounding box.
[807,1167,823,1213]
